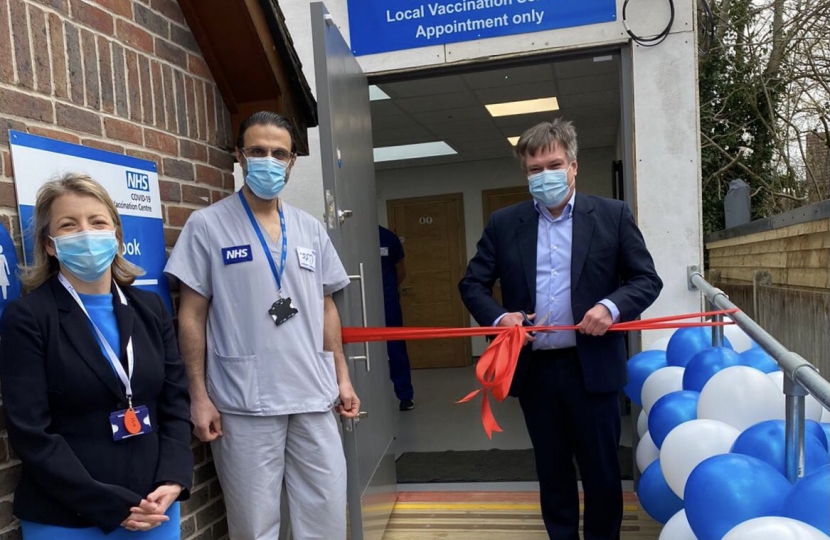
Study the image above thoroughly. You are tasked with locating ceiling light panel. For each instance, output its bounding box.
[485,97,559,117]
[373,141,457,163]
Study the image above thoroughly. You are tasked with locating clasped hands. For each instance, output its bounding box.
[498,304,613,342]
[121,483,182,531]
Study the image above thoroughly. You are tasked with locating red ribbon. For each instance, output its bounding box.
[342,308,740,438]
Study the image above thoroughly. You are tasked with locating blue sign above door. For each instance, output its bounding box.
[347,0,617,56]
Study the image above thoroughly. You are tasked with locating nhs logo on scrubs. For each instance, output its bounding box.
[222,245,253,265]
[126,171,150,192]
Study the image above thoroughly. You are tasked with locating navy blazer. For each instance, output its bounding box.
[459,195,663,396]
[0,276,193,533]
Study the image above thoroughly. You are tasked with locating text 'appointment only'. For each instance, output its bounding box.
[347,0,616,55]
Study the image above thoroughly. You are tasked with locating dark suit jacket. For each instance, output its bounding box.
[459,195,663,396]
[0,276,193,533]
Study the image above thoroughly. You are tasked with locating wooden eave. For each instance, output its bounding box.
[178,0,317,155]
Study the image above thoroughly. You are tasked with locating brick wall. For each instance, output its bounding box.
[0,0,234,538]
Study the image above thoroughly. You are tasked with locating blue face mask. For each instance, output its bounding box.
[528,168,571,208]
[51,230,119,283]
[245,157,288,200]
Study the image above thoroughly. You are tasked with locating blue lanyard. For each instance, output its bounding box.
[238,190,287,294]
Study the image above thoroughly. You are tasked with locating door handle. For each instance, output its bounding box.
[347,262,370,372]
[400,285,413,296]
[342,411,369,432]
[338,209,354,224]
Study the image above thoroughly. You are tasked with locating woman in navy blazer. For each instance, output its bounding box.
[0,174,192,538]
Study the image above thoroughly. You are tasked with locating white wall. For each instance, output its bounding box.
[278,0,702,349]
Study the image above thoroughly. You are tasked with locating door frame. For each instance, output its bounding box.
[311,4,397,540]
[386,192,472,367]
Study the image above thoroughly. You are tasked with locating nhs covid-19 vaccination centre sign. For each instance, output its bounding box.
[9,131,172,311]
[347,0,616,56]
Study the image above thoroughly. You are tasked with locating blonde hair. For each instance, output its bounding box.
[19,173,144,291]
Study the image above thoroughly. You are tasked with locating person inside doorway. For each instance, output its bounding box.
[378,225,414,411]
[459,119,662,540]
[165,111,360,540]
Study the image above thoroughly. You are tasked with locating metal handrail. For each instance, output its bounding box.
[687,265,830,482]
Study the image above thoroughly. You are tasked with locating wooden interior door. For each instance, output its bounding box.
[481,185,532,306]
[387,194,470,369]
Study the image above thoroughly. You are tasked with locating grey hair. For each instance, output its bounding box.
[514,118,579,170]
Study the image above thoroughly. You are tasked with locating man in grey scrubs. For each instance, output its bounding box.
[165,111,359,539]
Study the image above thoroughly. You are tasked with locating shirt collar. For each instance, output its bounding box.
[535,190,576,223]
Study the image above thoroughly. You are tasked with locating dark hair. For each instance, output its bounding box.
[514,118,578,171]
[236,111,296,153]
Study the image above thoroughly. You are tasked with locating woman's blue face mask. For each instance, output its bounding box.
[51,230,119,282]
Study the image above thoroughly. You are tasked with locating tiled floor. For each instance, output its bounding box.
[393,366,533,456]
[392,366,637,494]
[381,491,662,540]
[394,366,635,456]
[370,366,652,539]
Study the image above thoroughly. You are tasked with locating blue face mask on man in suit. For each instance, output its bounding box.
[51,230,118,283]
[528,167,571,208]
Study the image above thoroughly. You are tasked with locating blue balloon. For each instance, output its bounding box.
[780,465,830,535]
[684,454,790,540]
[666,327,733,368]
[648,390,699,448]
[638,460,684,524]
[822,423,830,456]
[730,420,828,478]
[806,420,828,451]
[739,347,779,373]
[624,350,668,406]
[682,347,744,392]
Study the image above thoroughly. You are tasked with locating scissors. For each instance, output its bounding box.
[519,311,552,336]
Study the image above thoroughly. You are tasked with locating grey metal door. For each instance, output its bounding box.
[311,4,397,540]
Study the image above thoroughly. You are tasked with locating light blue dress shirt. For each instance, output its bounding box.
[494,191,620,348]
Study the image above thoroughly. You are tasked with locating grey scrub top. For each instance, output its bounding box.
[164,194,350,416]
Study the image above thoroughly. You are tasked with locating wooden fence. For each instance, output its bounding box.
[711,281,830,376]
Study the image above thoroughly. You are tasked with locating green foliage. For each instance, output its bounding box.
[699,0,790,233]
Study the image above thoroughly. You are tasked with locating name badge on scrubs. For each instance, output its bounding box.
[297,247,316,271]
[110,405,152,441]
[380,247,389,257]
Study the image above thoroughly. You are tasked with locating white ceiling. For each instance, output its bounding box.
[371,54,621,170]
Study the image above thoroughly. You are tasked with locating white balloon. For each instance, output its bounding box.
[698,366,783,431]
[660,419,741,499]
[722,319,754,352]
[809,396,827,422]
[647,336,672,351]
[768,371,825,422]
[722,517,830,540]
[636,431,660,473]
[659,510,698,540]
[641,367,685,415]
[637,409,649,438]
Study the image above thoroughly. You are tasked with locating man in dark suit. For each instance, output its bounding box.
[459,119,662,540]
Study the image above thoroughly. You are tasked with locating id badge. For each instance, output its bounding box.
[110,405,152,441]
[269,297,299,326]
